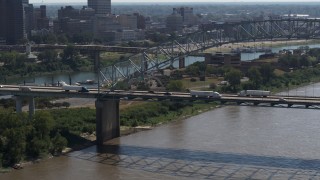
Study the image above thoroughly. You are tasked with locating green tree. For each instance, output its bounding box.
[186,65,199,76]
[248,67,262,89]
[57,34,68,44]
[62,102,71,108]
[2,128,26,166]
[167,80,184,91]
[50,133,67,155]
[259,64,275,84]
[38,50,58,62]
[33,111,55,139]
[224,69,241,91]
[62,45,77,62]
[27,136,51,157]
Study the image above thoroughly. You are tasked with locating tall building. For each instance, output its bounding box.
[0,0,7,44]
[24,3,34,37]
[34,5,49,30]
[174,7,196,26]
[166,9,183,32]
[0,0,26,44]
[88,0,111,14]
[117,14,137,30]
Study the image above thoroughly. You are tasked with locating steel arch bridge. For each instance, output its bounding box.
[100,19,320,87]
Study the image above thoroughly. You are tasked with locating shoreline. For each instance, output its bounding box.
[0,102,220,173]
[205,39,320,53]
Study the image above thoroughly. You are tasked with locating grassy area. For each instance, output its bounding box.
[100,52,132,66]
[181,77,221,90]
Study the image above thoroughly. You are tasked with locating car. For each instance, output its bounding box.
[0,85,3,88]
[164,92,172,95]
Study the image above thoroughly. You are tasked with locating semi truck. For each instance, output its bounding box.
[238,90,270,97]
[190,90,221,98]
[60,81,89,92]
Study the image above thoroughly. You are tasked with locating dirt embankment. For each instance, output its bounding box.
[205,39,320,53]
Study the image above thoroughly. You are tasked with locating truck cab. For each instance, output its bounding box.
[238,90,246,96]
[80,87,89,93]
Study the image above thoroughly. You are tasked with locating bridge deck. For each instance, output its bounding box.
[0,86,319,108]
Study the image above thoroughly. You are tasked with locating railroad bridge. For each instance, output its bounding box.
[100,18,320,87]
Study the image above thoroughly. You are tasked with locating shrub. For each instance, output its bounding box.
[190,78,197,82]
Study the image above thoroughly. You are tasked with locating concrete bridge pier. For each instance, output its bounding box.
[93,51,101,72]
[28,97,35,119]
[179,56,185,68]
[95,99,120,145]
[15,96,23,113]
[14,96,35,118]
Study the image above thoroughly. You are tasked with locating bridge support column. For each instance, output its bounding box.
[15,96,36,118]
[179,56,185,69]
[95,99,120,145]
[93,51,100,72]
[15,96,23,114]
[29,97,35,119]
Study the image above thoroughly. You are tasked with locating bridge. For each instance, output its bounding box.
[0,85,319,145]
[99,18,320,87]
[0,44,145,53]
[2,19,320,144]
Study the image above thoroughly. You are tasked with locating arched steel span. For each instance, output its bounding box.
[101,18,320,87]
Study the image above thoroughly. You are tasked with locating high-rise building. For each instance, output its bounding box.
[173,7,197,26]
[133,13,146,30]
[166,9,183,32]
[88,0,111,14]
[117,14,137,30]
[24,3,34,37]
[34,5,49,30]
[0,0,25,44]
[0,0,7,44]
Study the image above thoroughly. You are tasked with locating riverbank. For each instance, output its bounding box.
[204,39,320,53]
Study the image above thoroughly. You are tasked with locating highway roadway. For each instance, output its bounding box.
[0,85,320,108]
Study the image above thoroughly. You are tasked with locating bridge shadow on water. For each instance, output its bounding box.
[66,145,320,179]
[234,103,320,110]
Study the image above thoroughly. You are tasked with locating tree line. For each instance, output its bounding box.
[0,110,67,167]
[0,46,93,81]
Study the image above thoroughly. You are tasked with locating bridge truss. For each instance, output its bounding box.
[100,19,320,87]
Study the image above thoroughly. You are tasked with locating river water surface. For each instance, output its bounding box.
[1,83,320,179]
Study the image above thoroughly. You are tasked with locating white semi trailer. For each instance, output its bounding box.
[190,90,221,98]
[238,90,270,97]
[60,81,89,92]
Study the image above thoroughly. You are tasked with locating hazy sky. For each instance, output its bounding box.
[28,0,320,4]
